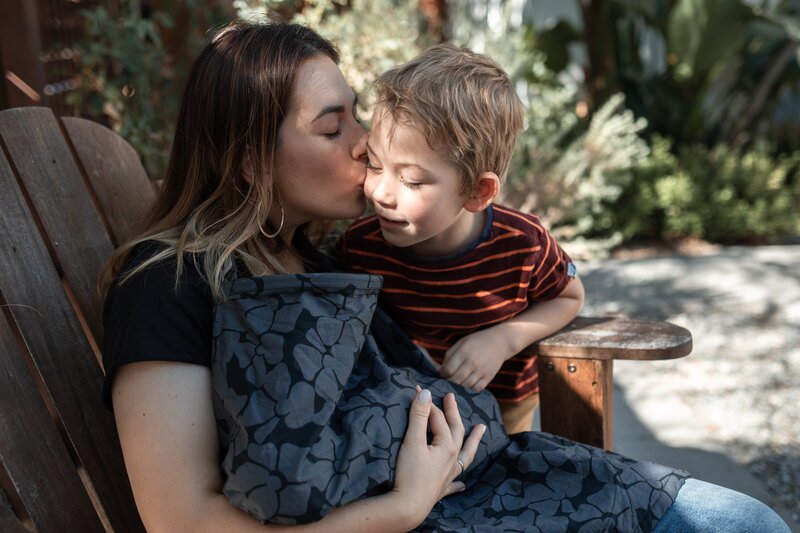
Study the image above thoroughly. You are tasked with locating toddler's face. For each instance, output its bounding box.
[364,107,474,256]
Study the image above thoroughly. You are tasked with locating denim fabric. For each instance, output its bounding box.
[653,478,791,533]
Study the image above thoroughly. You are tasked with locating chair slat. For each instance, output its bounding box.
[0,320,105,533]
[0,139,144,532]
[0,107,113,344]
[62,117,156,246]
[0,492,30,533]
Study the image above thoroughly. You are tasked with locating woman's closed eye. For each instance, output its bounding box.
[321,118,346,139]
[325,111,364,139]
[366,159,383,173]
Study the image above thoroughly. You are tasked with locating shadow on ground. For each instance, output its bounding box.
[611,384,799,531]
[574,245,800,527]
[580,252,798,319]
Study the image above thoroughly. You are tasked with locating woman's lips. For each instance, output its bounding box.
[376,214,407,231]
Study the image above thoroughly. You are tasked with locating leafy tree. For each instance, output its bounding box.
[528,0,800,150]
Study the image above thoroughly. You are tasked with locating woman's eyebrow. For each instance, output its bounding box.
[312,92,358,122]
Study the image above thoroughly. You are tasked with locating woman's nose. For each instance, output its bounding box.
[352,128,368,163]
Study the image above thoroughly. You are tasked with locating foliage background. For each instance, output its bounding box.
[66,0,800,253]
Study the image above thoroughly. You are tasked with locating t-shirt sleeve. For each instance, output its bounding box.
[527,224,576,301]
[102,246,213,409]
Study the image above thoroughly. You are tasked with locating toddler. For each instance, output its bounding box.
[339,44,584,433]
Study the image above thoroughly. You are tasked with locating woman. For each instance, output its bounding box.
[101,20,790,532]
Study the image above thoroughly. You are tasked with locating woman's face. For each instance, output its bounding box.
[273,55,368,227]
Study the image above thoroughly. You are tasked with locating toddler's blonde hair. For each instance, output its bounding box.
[374,43,524,195]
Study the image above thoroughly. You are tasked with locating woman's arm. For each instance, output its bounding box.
[114,361,277,532]
[113,361,482,532]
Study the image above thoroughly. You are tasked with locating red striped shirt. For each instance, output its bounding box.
[340,204,574,403]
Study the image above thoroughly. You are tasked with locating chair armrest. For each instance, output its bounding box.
[529,316,692,449]
[534,316,692,360]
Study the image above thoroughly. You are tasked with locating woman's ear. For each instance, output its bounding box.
[242,155,254,186]
[463,172,500,212]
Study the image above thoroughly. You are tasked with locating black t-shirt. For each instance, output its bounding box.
[102,235,333,409]
[102,242,214,408]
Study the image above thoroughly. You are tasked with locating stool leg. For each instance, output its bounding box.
[537,356,613,449]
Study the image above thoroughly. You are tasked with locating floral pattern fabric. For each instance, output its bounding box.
[212,273,688,532]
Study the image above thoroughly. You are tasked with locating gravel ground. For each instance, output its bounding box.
[577,245,800,526]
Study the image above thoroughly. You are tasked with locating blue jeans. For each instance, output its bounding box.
[652,478,791,532]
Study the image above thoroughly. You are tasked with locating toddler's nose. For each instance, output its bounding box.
[367,174,395,208]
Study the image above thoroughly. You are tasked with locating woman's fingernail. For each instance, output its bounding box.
[419,389,431,403]
[479,424,487,433]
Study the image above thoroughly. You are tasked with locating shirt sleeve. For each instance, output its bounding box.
[527,225,576,301]
[102,245,213,409]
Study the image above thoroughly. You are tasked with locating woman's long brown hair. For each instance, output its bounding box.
[98,21,338,301]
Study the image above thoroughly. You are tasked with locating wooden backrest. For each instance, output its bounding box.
[0,107,153,532]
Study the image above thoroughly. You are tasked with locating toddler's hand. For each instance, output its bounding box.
[439,329,512,391]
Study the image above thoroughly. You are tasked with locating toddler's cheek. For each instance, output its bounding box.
[363,183,376,202]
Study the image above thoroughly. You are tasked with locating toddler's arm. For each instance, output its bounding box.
[439,277,585,391]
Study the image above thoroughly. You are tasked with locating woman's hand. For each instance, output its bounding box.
[390,389,486,528]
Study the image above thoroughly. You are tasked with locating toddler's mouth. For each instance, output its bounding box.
[375,213,408,230]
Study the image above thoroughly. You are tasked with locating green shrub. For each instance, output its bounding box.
[237,0,421,118]
[67,1,229,181]
[67,0,800,248]
[67,4,174,180]
[68,0,421,181]
[504,93,650,246]
[610,136,800,243]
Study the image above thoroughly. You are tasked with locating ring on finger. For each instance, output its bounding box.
[456,457,465,475]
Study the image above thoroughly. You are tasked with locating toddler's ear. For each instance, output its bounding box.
[464,172,500,212]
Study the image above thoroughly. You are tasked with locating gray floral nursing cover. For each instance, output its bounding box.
[212,273,688,532]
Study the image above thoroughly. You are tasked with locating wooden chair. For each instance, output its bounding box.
[0,107,692,532]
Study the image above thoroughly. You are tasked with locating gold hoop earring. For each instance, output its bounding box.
[260,203,285,238]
